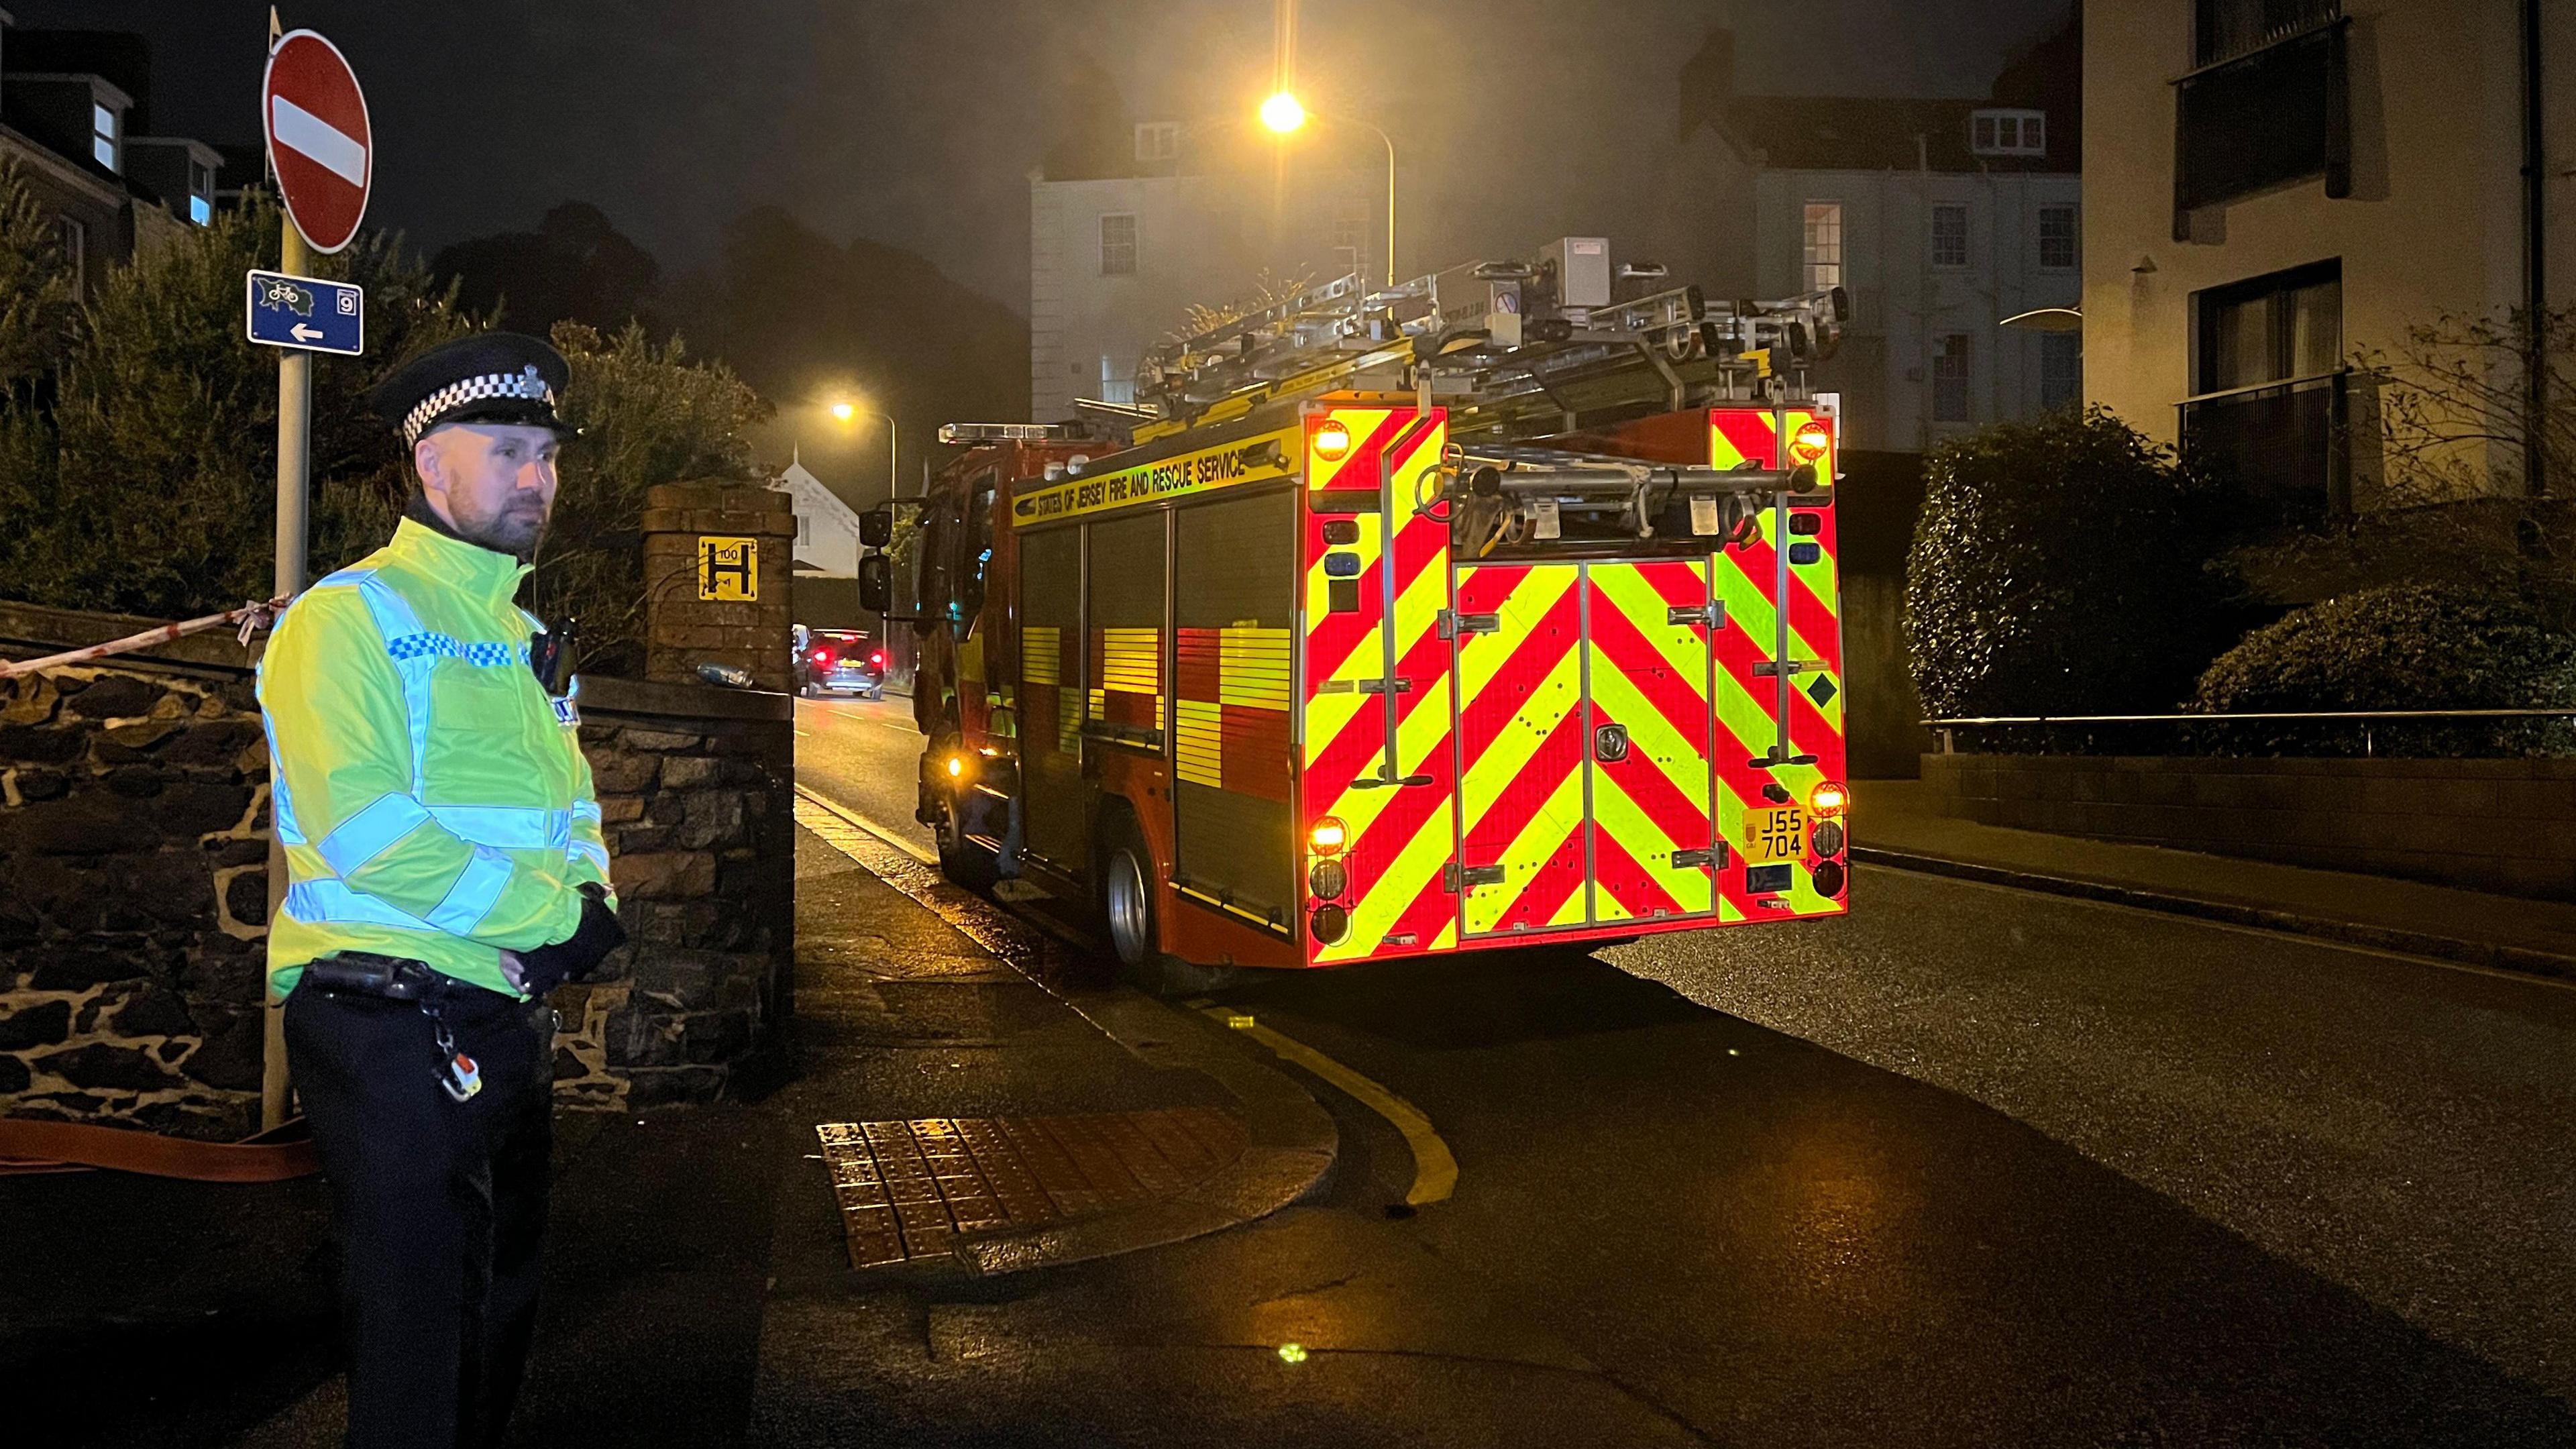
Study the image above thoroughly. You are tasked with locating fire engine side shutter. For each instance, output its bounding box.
[1172,490,1297,928]
[1018,527,1086,874]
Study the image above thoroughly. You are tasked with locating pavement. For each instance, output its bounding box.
[1854,775,2576,977]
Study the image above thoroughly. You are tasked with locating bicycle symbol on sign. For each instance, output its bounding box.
[260,278,315,317]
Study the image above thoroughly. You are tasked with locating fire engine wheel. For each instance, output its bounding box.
[1100,830,1157,972]
[935,804,1000,891]
[1097,815,1240,996]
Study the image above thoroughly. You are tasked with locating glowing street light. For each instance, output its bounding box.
[820,398,898,501]
[1256,91,1396,286]
[1259,90,1307,134]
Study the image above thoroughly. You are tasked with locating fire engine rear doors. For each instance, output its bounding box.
[1450,559,1721,936]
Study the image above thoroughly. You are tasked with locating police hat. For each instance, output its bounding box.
[370,332,574,448]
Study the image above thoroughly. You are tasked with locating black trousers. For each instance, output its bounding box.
[285,979,557,1449]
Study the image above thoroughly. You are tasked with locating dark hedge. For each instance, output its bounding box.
[1904,408,2231,725]
[2191,583,2576,755]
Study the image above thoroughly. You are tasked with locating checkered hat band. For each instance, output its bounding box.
[402,370,559,446]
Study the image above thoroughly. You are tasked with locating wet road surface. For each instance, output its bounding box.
[794,696,2576,1443]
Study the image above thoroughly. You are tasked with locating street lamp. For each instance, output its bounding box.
[827,398,898,503]
[1258,91,1397,288]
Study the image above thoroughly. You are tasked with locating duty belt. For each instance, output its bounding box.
[299,951,521,1102]
[299,950,461,1003]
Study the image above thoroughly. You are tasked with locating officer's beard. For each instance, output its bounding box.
[410,488,549,561]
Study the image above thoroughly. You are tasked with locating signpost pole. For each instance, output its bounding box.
[261,213,310,1135]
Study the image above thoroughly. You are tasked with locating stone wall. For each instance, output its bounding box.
[553,676,796,1109]
[0,602,795,1136]
[1921,752,2576,902]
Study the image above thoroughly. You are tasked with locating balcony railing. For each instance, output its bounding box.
[2178,370,2353,524]
[2172,5,2350,224]
[2193,0,2344,70]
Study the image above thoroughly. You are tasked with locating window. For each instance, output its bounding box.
[1969,108,2045,158]
[2194,259,2341,394]
[2175,3,2347,217]
[796,513,811,546]
[1134,121,1180,165]
[1096,354,1135,406]
[2037,206,2077,270]
[1099,213,1137,276]
[1802,202,1843,292]
[1932,334,1972,423]
[960,473,999,632]
[2039,332,2081,410]
[57,215,85,295]
[91,102,117,172]
[190,160,215,226]
[1929,205,1968,269]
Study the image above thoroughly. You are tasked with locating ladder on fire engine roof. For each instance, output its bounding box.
[1120,248,1852,446]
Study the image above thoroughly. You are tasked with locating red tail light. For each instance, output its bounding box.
[810,649,833,666]
[871,651,885,665]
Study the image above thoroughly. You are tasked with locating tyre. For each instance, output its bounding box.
[1097,816,1158,975]
[935,797,1001,891]
[1096,812,1240,996]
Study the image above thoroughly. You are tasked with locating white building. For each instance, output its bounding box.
[1695,24,2084,452]
[1030,122,1387,425]
[771,459,865,580]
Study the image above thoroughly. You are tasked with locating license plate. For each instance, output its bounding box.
[1741,806,1805,864]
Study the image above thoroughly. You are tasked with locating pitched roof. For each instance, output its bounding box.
[771,461,865,535]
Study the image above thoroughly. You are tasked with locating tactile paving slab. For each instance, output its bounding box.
[815,1108,1249,1269]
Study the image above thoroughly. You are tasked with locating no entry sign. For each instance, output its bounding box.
[262,30,372,254]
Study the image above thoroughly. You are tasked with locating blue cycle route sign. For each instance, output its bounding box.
[245,269,364,356]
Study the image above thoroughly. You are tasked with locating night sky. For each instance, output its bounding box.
[17,0,2069,316]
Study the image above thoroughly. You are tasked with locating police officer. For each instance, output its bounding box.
[261,332,625,1449]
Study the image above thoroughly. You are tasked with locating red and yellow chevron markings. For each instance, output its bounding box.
[1450,561,1722,936]
[1707,405,1848,920]
[1453,563,1587,935]
[1584,561,1719,925]
[1299,405,1457,964]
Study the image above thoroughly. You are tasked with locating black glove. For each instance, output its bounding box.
[514,882,627,996]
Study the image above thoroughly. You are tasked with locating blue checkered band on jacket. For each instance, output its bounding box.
[386,633,532,667]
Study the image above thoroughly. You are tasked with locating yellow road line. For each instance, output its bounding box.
[1191,1002,1458,1205]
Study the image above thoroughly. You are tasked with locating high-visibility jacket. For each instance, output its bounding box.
[258,517,613,1000]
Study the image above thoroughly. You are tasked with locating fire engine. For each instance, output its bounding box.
[867,238,1851,987]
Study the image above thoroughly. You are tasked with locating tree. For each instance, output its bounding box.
[663,207,1028,503]
[0,191,473,618]
[1904,407,2231,720]
[2241,307,2576,631]
[0,180,773,682]
[533,321,769,678]
[0,156,78,397]
[431,203,663,340]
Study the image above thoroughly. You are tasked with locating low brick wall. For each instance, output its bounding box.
[0,602,794,1136]
[1921,752,2576,902]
